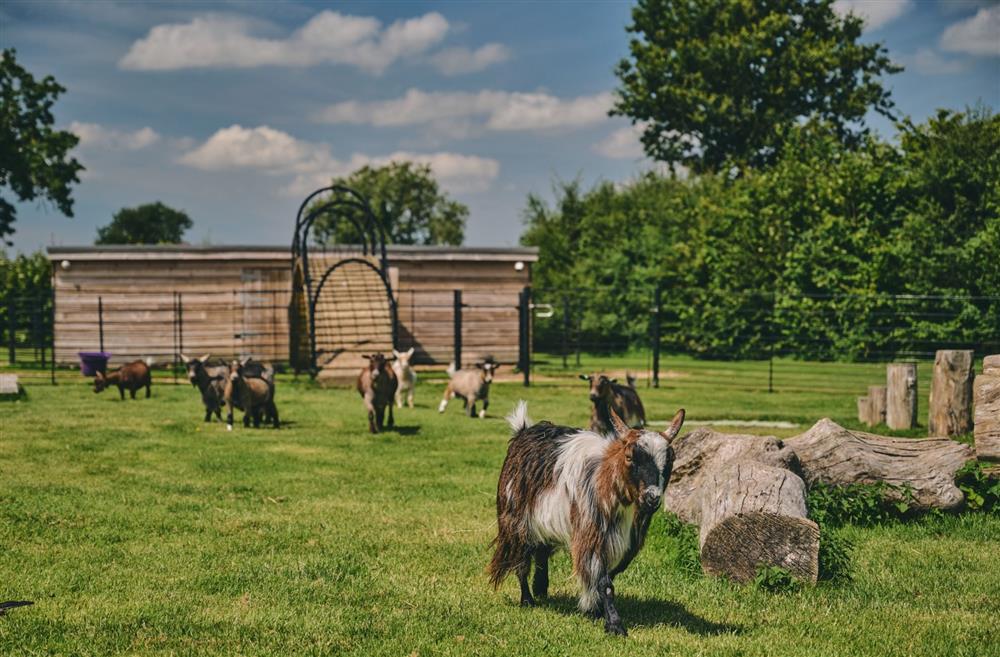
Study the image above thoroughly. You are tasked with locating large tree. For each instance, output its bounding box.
[96,202,192,245]
[312,162,466,246]
[612,0,901,173]
[0,49,84,245]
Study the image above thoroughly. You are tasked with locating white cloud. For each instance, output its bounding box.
[315,88,613,132]
[429,43,510,75]
[70,121,160,150]
[179,125,499,195]
[906,48,970,75]
[594,124,646,159]
[120,11,450,74]
[940,6,1000,57]
[832,0,913,31]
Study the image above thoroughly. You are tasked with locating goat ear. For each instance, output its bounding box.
[610,378,618,384]
[392,349,400,358]
[661,408,686,443]
[579,374,591,381]
[240,356,252,367]
[199,354,210,363]
[608,407,630,438]
[406,347,414,357]
[180,353,190,363]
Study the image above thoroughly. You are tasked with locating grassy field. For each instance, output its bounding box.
[2,357,998,656]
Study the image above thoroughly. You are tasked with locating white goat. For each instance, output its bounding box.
[392,347,417,408]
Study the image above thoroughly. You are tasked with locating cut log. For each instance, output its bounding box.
[857,396,871,426]
[868,385,887,426]
[974,354,1000,462]
[698,460,819,584]
[928,350,975,437]
[663,428,801,524]
[786,418,974,511]
[886,363,918,430]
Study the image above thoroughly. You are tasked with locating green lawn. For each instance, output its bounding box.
[1,359,998,656]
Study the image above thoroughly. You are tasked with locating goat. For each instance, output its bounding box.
[182,353,228,422]
[94,359,152,400]
[357,353,397,433]
[579,373,646,434]
[392,347,417,408]
[489,402,685,636]
[224,358,279,430]
[438,358,499,418]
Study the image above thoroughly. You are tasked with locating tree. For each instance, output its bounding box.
[312,162,466,246]
[95,202,192,245]
[612,0,901,174]
[0,48,84,246]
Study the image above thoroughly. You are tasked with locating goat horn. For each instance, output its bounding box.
[608,407,630,438]
[661,408,686,443]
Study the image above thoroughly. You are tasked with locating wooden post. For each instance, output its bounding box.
[857,396,871,425]
[886,363,917,430]
[452,290,462,371]
[974,355,1000,461]
[651,287,661,389]
[868,385,887,427]
[928,350,975,436]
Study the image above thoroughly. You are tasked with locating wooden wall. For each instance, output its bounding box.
[51,249,531,370]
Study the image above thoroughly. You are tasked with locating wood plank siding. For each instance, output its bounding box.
[48,246,536,371]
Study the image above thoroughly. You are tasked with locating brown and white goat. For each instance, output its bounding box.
[489,402,685,636]
[439,359,499,418]
[357,353,397,433]
[579,373,646,434]
[224,358,279,430]
[182,353,228,422]
[391,347,417,408]
[94,359,152,400]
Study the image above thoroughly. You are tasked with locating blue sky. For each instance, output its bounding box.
[3,0,998,252]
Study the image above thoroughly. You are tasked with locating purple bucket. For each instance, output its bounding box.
[79,352,111,376]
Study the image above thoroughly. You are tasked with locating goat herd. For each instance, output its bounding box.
[91,354,686,637]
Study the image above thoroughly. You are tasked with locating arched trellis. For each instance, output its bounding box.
[290,186,397,377]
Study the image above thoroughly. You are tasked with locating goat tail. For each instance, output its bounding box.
[625,371,637,389]
[487,535,522,590]
[446,361,457,377]
[144,356,155,368]
[506,400,532,434]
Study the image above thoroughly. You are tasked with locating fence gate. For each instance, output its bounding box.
[290,186,397,382]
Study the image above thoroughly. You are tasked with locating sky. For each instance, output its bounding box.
[2,0,998,253]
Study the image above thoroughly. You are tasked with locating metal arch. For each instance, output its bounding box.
[290,185,396,377]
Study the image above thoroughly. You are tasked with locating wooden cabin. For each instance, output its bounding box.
[47,245,536,378]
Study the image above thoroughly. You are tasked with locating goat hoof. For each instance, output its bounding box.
[604,622,627,637]
[519,597,535,608]
[478,410,486,419]
[226,424,233,431]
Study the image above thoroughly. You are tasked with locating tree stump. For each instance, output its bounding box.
[699,460,819,584]
[663,428,801,524]
[786,418,974,511]
[857,396,871,426]
[868,385,887,426]
[974,355,1000,462]
[928,350,975,436]
[886,363,918,430]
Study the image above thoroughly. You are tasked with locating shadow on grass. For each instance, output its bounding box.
[389,425,421,436]
[541,594,742,635]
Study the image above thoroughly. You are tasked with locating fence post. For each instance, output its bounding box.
[98,296,104,353]
[453,289,462,370]
[651,287,661,389]
[519,286,531,387]
[50,288,56,385]
[7,299,15,365]
[561,295,570,370]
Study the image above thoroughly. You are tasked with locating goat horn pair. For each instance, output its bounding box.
[608,407,686,443]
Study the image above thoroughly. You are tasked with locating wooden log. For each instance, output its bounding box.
[786,418,974,511]
[928,350,975,437]
[886,363,918,430]
[868,385,887,426]
[663,428,801,524]
[974,354,1000,461]
[857,396,872,426]
[699,460,819,584]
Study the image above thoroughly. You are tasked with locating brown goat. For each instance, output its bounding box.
[94,360,152,400]
[579,373,645,434]
[439,358,499,418]
[357,353,398,433]
[224,358,279,430]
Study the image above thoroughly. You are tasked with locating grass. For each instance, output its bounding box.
[1,357,998,656]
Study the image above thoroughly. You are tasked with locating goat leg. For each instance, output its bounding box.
[479,397,489,419]
[407,391,414,408]
[119,386,125,401]
[269,402,279,429]
[516,551,535,607]
[387,403,394,429]
[532,546,551,599]
[597,571,626,636]
[204,408,213,422]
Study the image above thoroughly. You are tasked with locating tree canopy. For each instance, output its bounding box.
[611,0,901,173]
[0,48,84,245]
[96,202,193,245]
[312,162,466,246]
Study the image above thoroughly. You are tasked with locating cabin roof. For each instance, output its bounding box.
[47,244,539,263]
